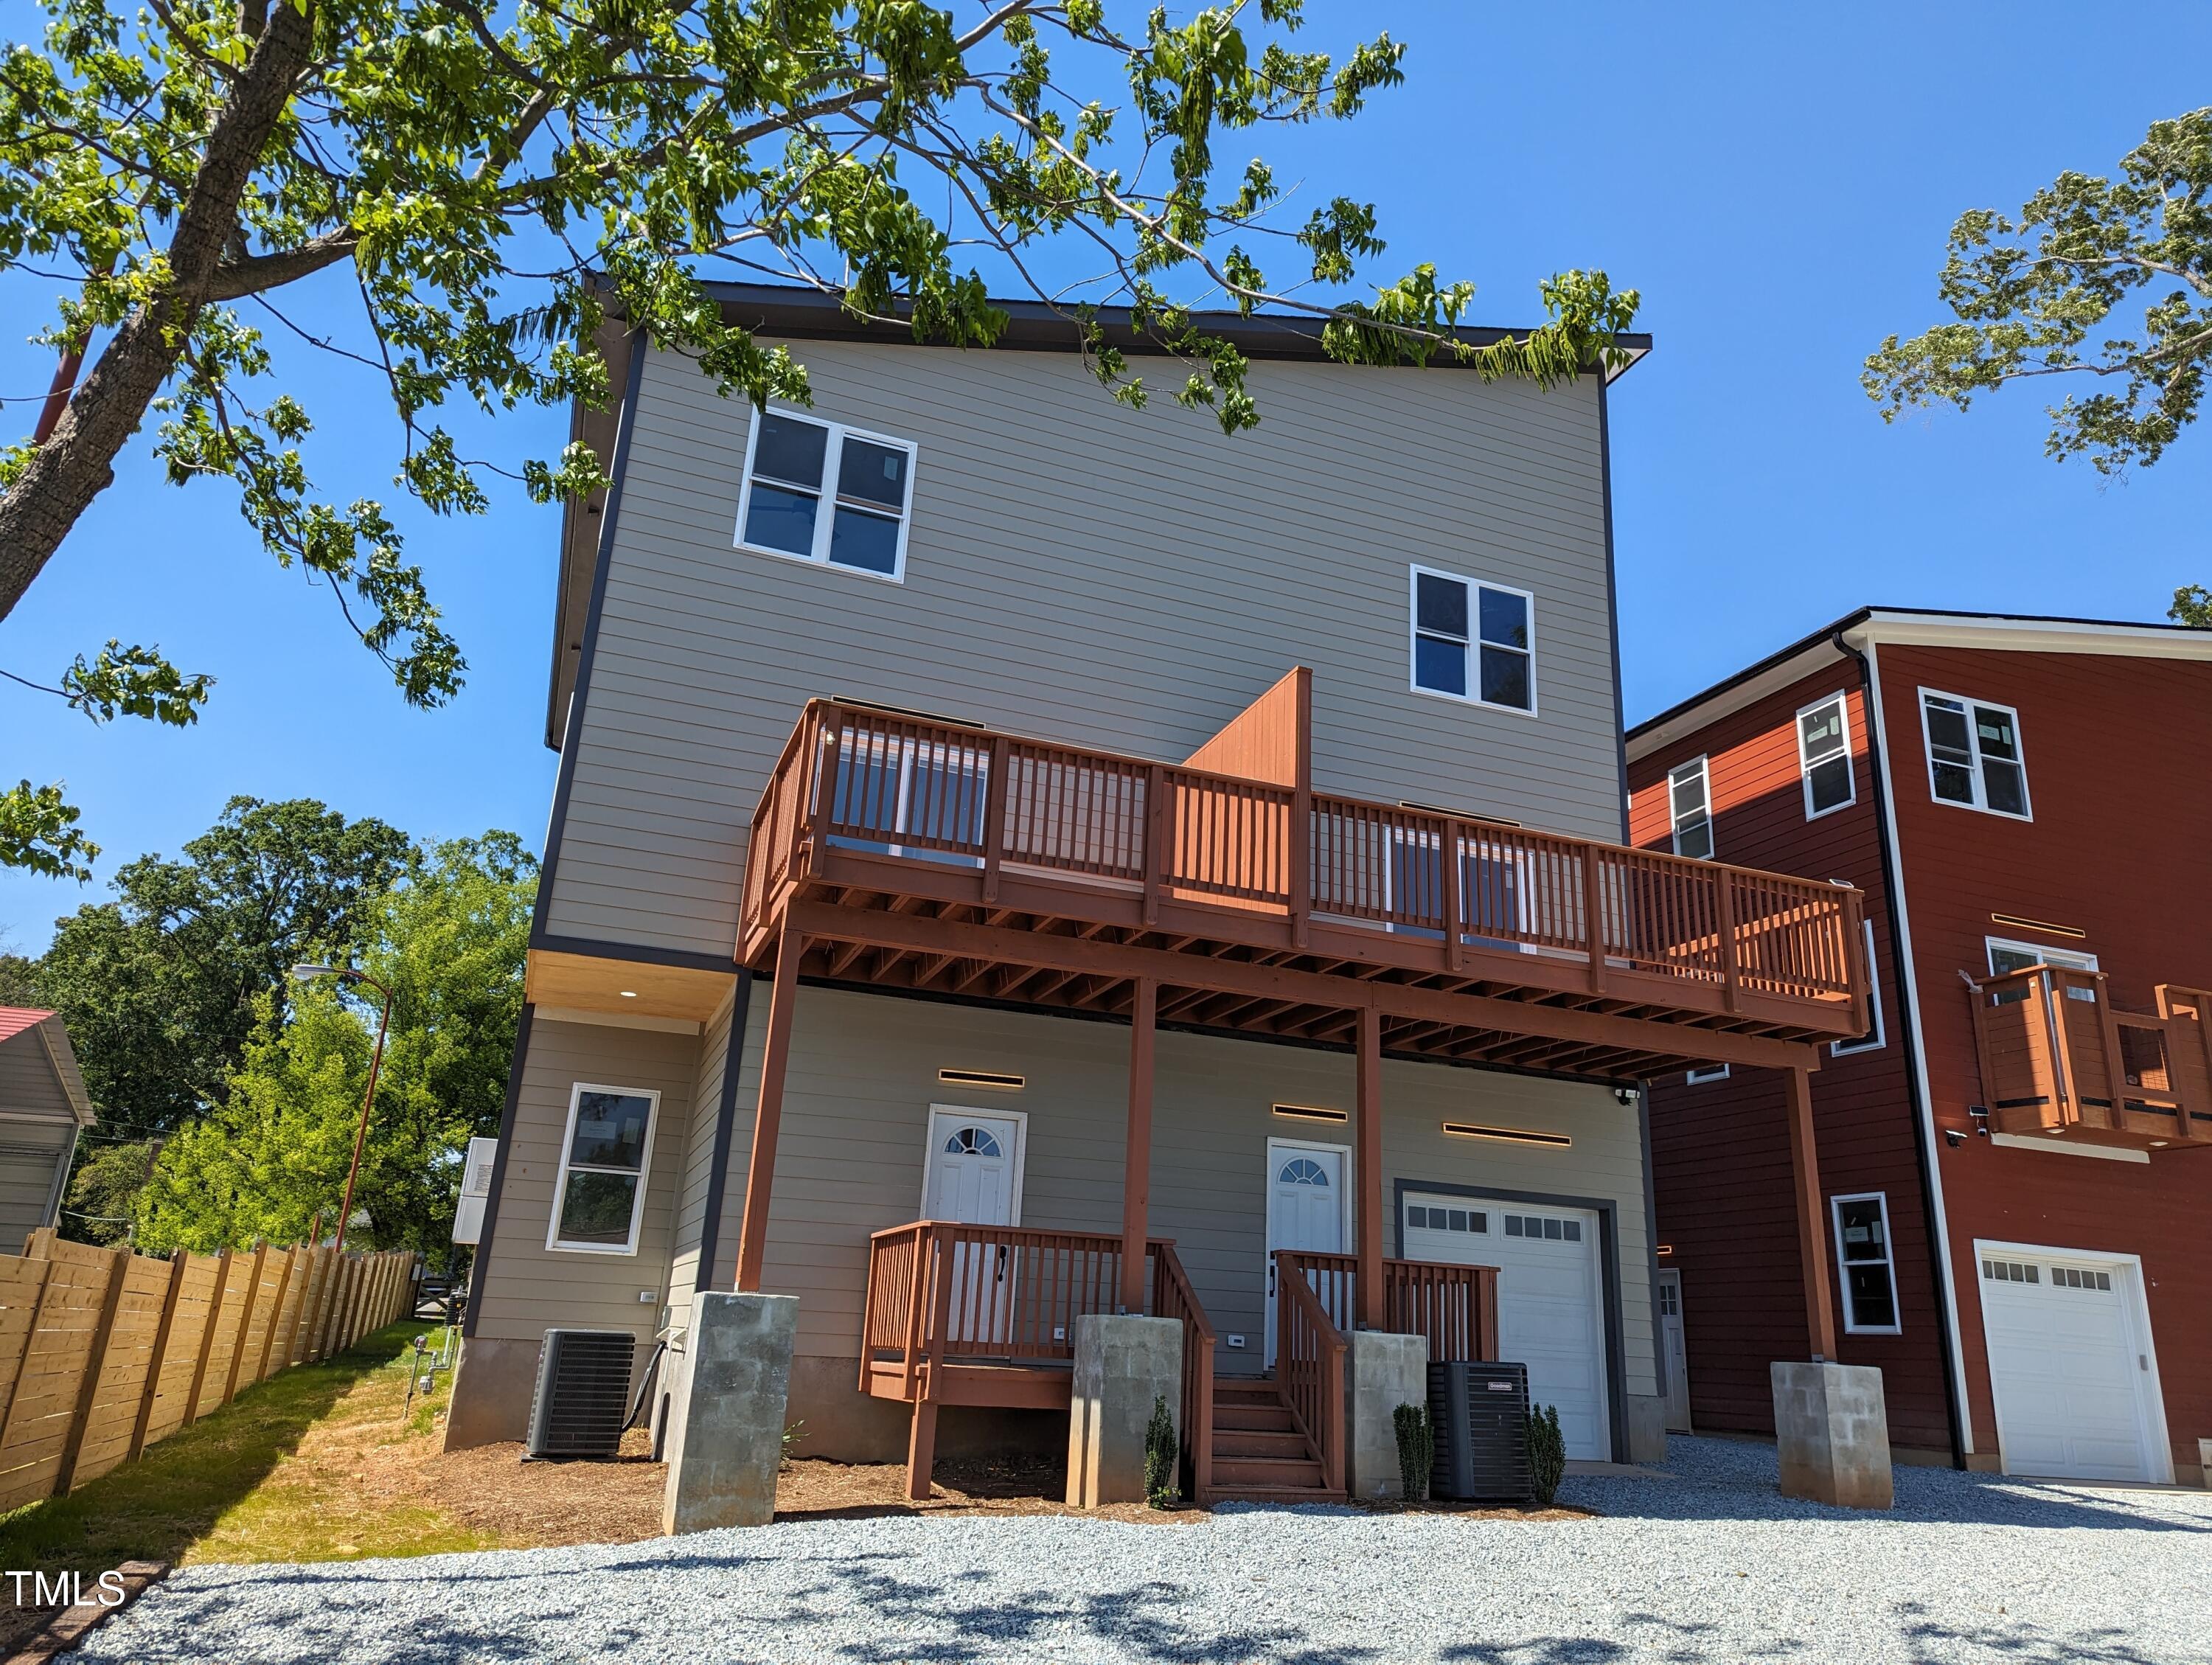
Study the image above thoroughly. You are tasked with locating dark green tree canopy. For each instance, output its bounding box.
[0,0,1638,874]
[21,796,410,1128]
[1864,108,2212,626]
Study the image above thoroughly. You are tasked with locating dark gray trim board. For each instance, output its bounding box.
[462,1003,538,1339]
[532,325,649,979]
[1391,1175,1631,1467]
[1596,376,1631,844]
[1637,1089,1666,1405]
[530,933,737,978]
[1836,632,1967,1470]
[693,970,755,1293]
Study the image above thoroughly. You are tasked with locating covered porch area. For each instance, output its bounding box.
[722,681,1872,1504]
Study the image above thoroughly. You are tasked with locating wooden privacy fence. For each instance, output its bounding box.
[0,1231,417,1513]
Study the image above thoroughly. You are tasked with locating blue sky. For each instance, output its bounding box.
[4,1,2208,950]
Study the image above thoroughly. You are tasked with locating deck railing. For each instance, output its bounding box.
[1151,1242,1216,1501]
[1967,967,2212,1147]
[1275,1269,1346,1496]
[744,701,1865,1019]
[1275,1250,1500,1363]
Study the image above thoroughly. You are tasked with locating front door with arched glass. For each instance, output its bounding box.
[922,1106,1026,1346]
[1263,1139,1349,1366]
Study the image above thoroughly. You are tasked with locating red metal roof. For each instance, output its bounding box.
[0,1008,55,1045]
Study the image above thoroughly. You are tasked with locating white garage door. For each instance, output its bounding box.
[1403,1193,1610,1461]
[1978,1247,2167,1484]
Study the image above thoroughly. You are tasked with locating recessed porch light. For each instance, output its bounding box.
[619,990,638,998]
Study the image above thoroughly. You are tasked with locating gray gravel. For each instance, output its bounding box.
[75,1436,2212,1664]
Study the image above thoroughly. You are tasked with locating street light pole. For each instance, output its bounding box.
[292,964,394,1256]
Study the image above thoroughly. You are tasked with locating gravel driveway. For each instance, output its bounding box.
[75,1436,2212,1664]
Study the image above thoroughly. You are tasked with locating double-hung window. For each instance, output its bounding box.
[1797,694,1854,818]
[1919,690,2030,818]
[547,1084,660,1254]
[1986,936,2098,1007]
[736,409,917,580]
[1830,1192,1901,1333]
[1410,567,1536,713]
[1668,757,1714,860]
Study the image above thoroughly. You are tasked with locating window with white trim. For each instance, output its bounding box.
[1797,694,1854,818]
[1410,567,1536,713]
[1668,757,1713,860]
[547,1084,659,1254]
[1685,1063,1729,1085]
[1919,690,2029,818]
[1986,936,2100,1006]
[1831,1192,1900,1333]
[1833,920,1886,1054]
[735,409,917,580]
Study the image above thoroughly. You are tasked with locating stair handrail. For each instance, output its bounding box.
[1151,1241,1216,1502]
[1276,1262,1346,1495]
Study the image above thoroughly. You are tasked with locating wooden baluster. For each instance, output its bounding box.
[1443,820,1465,973]
[1143,765,1165,926]
[1583,848,1608,997]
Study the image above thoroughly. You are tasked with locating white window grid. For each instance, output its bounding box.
[546,1082,661,1256]
[1407,564,1539,717]
[1796,692,1856,820]
[1685,1063,1730,1085]
[1669,756,1713,861]
[1830,1190,1902,1335]
[734,407,919,583]
[1918,688,2032,821]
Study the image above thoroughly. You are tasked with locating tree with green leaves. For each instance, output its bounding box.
[133,831,533,1255]
[0,0,1639,873]
[1864,108,2212,626]
[23,796,411,1130]
[58,1137,156,1246]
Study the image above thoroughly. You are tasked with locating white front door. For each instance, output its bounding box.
[1977,1243,2169,1484]
[1402,1192,1612,1461]
[922,1108,1025,1346]
[1658,1269,1691,1433]
[1263,1140,1349,1366]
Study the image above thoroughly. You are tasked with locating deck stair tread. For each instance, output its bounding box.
[1197,1373,1340,1506]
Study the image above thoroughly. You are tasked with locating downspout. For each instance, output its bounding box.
[1833,628,1969,1467]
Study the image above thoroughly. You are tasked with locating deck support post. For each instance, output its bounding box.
[1119,976,1157,1315]
[1355,1004,1384,1329]
[734,927,804,1293]
[905,1401,939,1501]
[1784,1064,1838,1361]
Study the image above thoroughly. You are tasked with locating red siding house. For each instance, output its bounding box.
[1628,608,2212,1487]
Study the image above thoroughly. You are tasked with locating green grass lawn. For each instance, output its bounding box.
[0,1320,497,1588]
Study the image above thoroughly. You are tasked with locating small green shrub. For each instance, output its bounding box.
[781,1420,807,1469]
[1392,1402,1433,1503]
[1144,1394,1179,1509]
[1526,1403,1565,1505]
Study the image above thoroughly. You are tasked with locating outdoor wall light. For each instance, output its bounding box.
[1441,1122,1571,1148]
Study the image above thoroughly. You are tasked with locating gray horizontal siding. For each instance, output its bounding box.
[545,340,1621,957]
[473,1018,701,1349]
[737,987,1653,1395]
[0,1031,75,1123]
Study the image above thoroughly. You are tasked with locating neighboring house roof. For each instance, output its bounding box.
[1626,606,2212,761]
[0,1009,97,1127]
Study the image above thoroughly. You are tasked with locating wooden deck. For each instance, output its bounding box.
[1967,966,2212,1150]
[737,695,1871,1082]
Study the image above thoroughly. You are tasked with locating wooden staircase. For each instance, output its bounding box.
[1203,1375,1345,1504]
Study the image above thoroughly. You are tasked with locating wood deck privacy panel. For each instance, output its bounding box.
[1627,661,1954,1451]
[543,342,1626,959]
[707,986,1658,1398]
[469,1018,700,1352]
[1875,643,2212,1473]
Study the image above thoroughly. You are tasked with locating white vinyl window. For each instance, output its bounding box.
[1986,936,2100,1006]
[1668,757,1714,860]
[1919,690,2030,819]
[1832,920,1887,1054]
[1797,694,1855,819]
[1409,566,1537,714]
[1685,1064,1730,1085]
[546,1083,660,1254]
[1831,1192,1901,1334]
[735,409,917,581]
